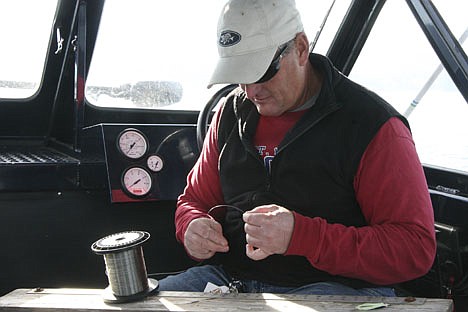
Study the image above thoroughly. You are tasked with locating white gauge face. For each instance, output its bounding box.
[122,167,152,197]
[147,155,164,172]
[117,129,148,159]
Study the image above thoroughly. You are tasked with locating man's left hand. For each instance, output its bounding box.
[242,204,294,260]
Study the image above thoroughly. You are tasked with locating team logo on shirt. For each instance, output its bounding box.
[256,145,278,173]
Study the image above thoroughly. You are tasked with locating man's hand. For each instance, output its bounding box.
[242,205,294,261]
[184,218,229,260]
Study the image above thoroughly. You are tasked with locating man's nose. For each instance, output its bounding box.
[242,83,261,100]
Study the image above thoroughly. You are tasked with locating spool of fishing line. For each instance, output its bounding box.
[91,230,158,303]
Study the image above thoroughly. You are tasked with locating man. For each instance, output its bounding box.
[159,0,436,296]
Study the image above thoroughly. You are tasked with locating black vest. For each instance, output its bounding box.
[214,54,408,288]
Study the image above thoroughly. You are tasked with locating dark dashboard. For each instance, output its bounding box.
[82,124,198,203]
[0,124,198,204]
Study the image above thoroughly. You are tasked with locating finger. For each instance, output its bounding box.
[191,219,228,247]
[245,244,270,261]
[199,233,229,253]
[243,212,264,226]
[249,205,276,213]
[187,246,215,260]
[185,234,227,259]
[243,205,277,224]
[184,218,230,259]
[184,231,215,259]
[207,221,229,247]
[190,224,229,252]
[244,222,262,236]
[245,233,264,251]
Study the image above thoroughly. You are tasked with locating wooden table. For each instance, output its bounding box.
[0,288,453,311]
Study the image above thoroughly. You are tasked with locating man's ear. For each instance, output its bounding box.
[295,32,310,66]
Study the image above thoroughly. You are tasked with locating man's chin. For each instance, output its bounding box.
[255,105,283,117]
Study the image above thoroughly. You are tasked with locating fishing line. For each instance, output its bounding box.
[91,231,158,303]
[207,204,244,216]
[147,270,188,278]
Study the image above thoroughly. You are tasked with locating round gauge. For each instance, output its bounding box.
[147,155,164,172]
[117,129,148,159]
[122,167,152,197]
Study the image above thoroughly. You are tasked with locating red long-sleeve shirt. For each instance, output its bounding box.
[176,107,436,285]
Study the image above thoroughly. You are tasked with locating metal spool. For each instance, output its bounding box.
[91,231,158,303]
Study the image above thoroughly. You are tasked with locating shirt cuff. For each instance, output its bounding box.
[285,211,323,261]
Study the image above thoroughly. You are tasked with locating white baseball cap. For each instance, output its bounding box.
[207,0,303,88]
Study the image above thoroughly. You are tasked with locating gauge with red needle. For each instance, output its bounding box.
[121,167,152,197]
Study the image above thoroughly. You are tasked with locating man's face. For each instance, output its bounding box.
[239,41,309,117]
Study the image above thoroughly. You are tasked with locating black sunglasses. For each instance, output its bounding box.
[254,43,289,84]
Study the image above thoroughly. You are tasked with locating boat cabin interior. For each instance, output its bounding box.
[0,0,467,310]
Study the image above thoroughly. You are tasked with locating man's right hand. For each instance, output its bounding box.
[184,218,229,260]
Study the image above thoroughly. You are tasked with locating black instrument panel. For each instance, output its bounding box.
[82,123,198,203]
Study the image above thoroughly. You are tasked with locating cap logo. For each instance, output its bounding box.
[219,30,241,47]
